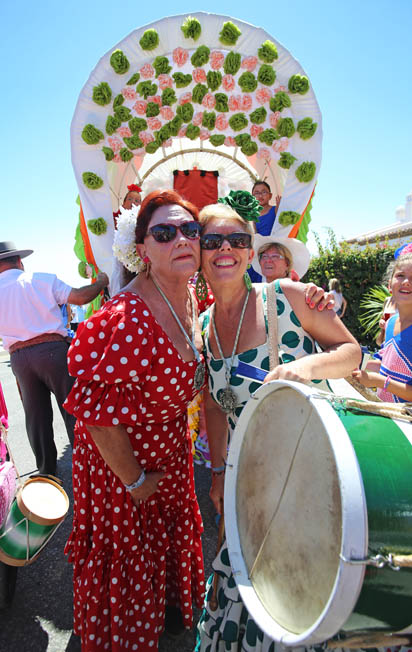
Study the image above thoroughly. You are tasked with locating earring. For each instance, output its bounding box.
[143,256,151,278]
[195,271,209,301]
[244,272,252,291]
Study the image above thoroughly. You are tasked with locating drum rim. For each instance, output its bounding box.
[17,477,69,526]
[224,380,368,646]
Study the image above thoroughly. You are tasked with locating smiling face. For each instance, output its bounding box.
[390,260,412,305]
[137,204,200,281]
[259,244,289,282]
[200,217,254,288]
[252,183,272,210]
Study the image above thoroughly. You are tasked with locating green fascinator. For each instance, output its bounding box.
[218,190,261,222]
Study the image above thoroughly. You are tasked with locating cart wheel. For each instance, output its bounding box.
[0,561,18,609]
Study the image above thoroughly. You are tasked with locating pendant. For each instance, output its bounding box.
[194,362,206,391]
[219,385,238,414]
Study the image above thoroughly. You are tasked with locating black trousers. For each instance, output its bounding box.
[10,341,75,475]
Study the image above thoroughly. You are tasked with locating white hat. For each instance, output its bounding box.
[251,233,311,279]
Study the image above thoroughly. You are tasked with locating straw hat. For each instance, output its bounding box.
[251,233,311,279]
[0,241,33,261]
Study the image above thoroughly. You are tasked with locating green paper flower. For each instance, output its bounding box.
[191,46,210,67]
[126,72,140,85]
[258,40,278,63]
[238,72,257,93]
[270,92,292,113]
[78,261,89,279]
[215,93,229,112]
[137,81,157,99]
[155,124,172,143]
[295,161,316,183]
[202,111,216,130]
[258,128,278,145]
[241,141,258,156]
[87,217,107,235]
[223,52,241,75]
[173,72,192,88]
[92,82,112,106]
[139,29,159,51]
[192,83,208,104]
[257,64,276,86]
[119,148,134,162]
[110,50,130,74]
[186,124,201,140]
[114,106,132,122]
[176,103,194,123]
[218,190,261,222]
[277,117,295,138]
[153,56,172,77]
[219,21,241,46]
[168,116,183,136]
[288,74,310,95]
[278,211,301,226]
[278,152,297,169]
[209,134,225,146]
[106,115,121,135]
[81,124,104,145]
[297,117,317,140]
[146,102,160,117]
[234,133,251,147]
[181,16,201,41]
[146,141,160,153]
[229,113,248,131]
[123,134,144,150]
[113,94,125,110]
[250,108,267,124]
[161,88,177,106]
[207,71,222,92]
[102,146,115,161]
[82,172,103,189]
[129,117,147,133]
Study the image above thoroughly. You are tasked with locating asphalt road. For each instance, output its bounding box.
[0,350,217,651]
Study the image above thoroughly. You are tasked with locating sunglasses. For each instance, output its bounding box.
[147,222,202,243]
[200,232,252,250]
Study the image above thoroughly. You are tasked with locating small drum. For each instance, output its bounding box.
[224,380,412,646]
[0,476,69,566]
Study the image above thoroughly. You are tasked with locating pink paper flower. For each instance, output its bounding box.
[216,114,229,131]
[158,74,173,90]
[229,95,241,112]
[133,100,147,115]
[108,137,122,153]
[147,117,162,131]
[250,125,264,139]
[241,56,258,72]
[274,85,287,93]
[222,74,235,92]
[202,93,216,109]
[269,111,281,128]
[121,87,137,100]
[140,64,155,79]
[140,131,155,145]
[193,111,204,126]
[241,95,252,111]
[163,138,173,148]
[113,154,122,163]
[257,147,271,160]
[178,126,187,138]
[255,87,272,105]
[272,137,289,153]
[224,136,236,147]
[117,126,132,138]
[210,51,225,70]
[179,92,192,105]
[193,68,207,84]
[147,95,162,106]
[199,128,210,140]
[160,106,174,120]
[173,47,189,67]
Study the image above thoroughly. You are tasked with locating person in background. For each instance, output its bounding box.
[251,233,311,283]
[70,304,86,332]
[249,181,282,282]
[328,277,347,318]
[0,241,109,475]
[113,183,142,225]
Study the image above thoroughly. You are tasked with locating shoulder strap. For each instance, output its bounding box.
[267,281,279,371]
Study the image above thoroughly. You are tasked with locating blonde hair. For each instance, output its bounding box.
[258,242,292,274]
[329,278,341,292]
[198,203,255,238]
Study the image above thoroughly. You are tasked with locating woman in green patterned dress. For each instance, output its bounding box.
[195,203,361,651]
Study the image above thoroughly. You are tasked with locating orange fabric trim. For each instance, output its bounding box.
[79,201,99,276]
[288,186,316,239]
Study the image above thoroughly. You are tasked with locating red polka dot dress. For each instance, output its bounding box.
[64,292,205,651]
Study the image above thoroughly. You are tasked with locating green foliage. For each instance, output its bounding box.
[270,92,291,113]
[304,230,396,347]
[92,82,112,106]
[258,128,278,145]
[153,56,171,77]
[128,117,147,133]
[81,124,104,145]
[258,40,278,63]
[139,29,159,51]
[110,50,130,74]
[161,88,177,106]
[296,161,316,182]
[219,21,241,45]
[278,152,297,169]
[297,117,317,140]
[209,134,225,146]
[137,81,157,99]
[277,117,295,138]
[87,217,107,235]
[113,94,124,109]
[192,83,208,103]
[228,113,248,131]
[278,211,300,226]
[173,73,192,88]
[223,52,241,75]
[126,72,140,85]
[176,103,194,123]
[359,285,391,340]
[105,114,121,135]
[82,172,103,189]
[202,111,216,130]
[257,65,276,86]
[146,102,160,117]
[207,71,222,91]
[238,72,257,93]
[186,123,201,140]
[250,107,267,124]
[114,106,132,122]
[123,134,144,149]
[191,46,210,67]
[102,146,114,161]
[288,74,309,94]
[181,16,202,41]
[215,93,229,112]
[119,148,133,162]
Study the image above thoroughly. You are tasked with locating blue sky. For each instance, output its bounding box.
[1,0,411,287]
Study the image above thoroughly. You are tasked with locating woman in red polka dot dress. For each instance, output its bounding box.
[64,190,206,651]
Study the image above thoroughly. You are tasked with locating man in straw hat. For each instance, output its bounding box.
[0,241,109,475]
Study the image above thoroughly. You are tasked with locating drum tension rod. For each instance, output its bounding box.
[340,553,400,571]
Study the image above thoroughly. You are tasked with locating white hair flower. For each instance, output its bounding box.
[112,205,143,273]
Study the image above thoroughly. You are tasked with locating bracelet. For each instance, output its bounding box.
[211,465,225,473]
[383,375,391,391]
[124,470,146,491]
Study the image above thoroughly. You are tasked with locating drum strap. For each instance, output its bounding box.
[267,282,279,371]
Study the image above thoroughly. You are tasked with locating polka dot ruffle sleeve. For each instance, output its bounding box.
[64,295,155,427]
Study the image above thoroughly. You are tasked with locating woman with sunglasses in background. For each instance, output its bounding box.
[63,190,207,651]
[195,202,360,651]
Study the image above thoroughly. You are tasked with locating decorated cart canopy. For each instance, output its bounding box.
[71,12,322,279]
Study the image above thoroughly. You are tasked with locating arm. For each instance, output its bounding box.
[340,296,348,317]
[352,370,412,402]
[67,271,109,306]
[87,424,164,505]
[203,387,228,515]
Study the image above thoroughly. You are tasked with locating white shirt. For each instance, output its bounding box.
[331,290,343,312]
[0,269,72,350]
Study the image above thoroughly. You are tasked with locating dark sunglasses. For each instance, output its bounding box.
[200,232,252,250]
[147,222,202,243]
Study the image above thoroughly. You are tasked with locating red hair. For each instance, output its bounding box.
[135,190,199,243]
